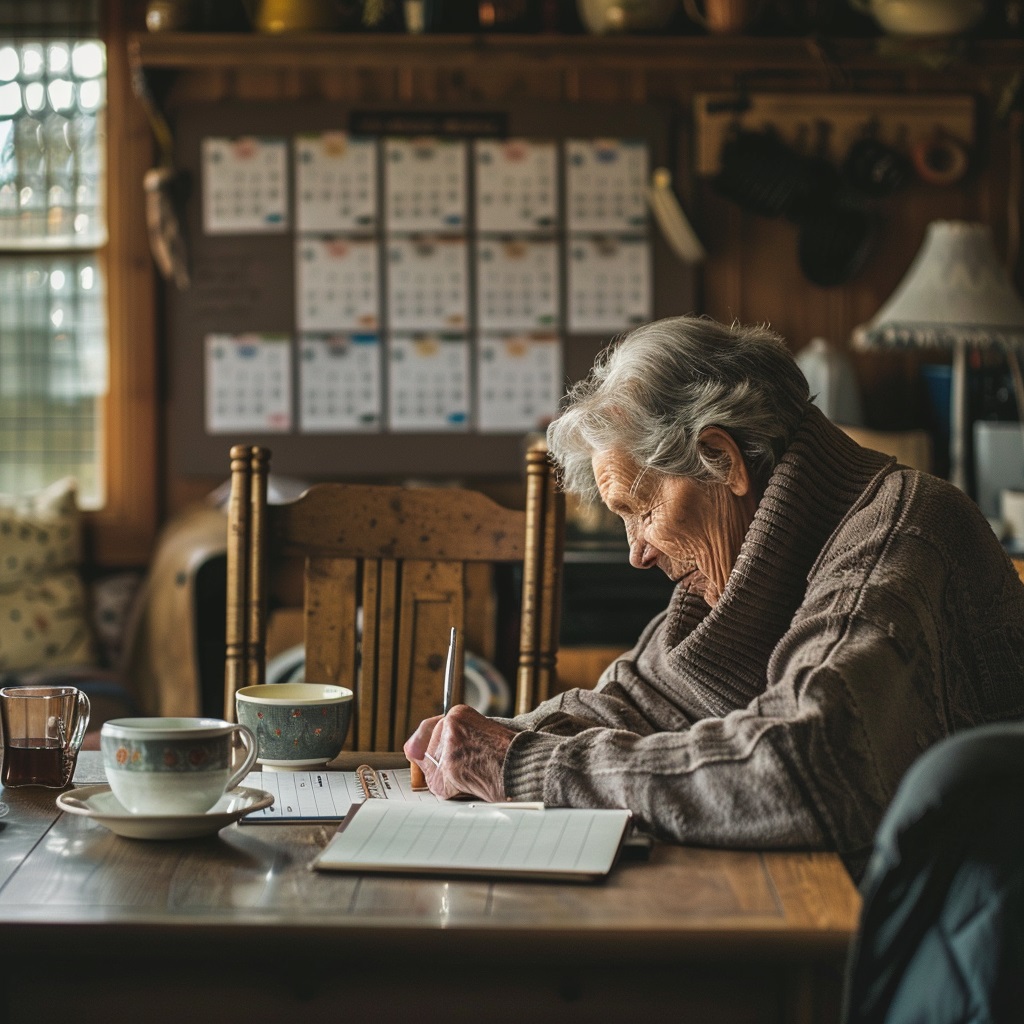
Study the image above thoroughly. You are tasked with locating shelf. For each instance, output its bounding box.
[129,31,1024,77]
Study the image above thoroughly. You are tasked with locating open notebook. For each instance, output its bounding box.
[312,800,633,882]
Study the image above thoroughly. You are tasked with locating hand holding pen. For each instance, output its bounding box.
[404,626,517,803]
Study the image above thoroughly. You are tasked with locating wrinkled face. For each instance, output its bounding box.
[592,448,756,607]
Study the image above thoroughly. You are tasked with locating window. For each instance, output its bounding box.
[0,15,106,505]
[0,1,156,565]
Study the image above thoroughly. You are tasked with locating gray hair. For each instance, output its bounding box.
[547,316,810,503]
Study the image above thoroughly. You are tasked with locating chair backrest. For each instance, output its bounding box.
[224,444,564,751]
[840,426,933,474]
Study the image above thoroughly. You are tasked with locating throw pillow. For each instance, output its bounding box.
[0,478,96,672]
[0,475,81,585]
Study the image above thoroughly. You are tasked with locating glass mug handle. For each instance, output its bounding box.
[227,724,259,790]
[61,689,91,786]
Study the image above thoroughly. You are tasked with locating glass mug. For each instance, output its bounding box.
[0,685,91,788]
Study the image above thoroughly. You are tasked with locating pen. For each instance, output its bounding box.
[423,627,458,769]
[411,627,459,784]
[441,626,457,716]
[468,801,545,810]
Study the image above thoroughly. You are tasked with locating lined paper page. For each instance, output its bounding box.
[313,802,631,881]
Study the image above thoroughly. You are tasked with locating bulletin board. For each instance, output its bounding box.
[165,100,692,479]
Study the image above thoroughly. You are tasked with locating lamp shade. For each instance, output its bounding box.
[851,220,1024,493]
[852,221,1024,351]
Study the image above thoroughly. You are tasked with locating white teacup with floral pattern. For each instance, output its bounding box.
[100,717,258,815]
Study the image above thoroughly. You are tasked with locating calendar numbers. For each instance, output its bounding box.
[566,138,648,233]
[388,334,470,431]
[476,238,560,332]
[296,236,380,332]
[206,333,292,433]
[202,137,289,234]
[568,236,652,333]
[385,138,467,234]
[198,129,658,436]
[477,333,562,433]
[295,132,378,233]
[299,334,382,432]
[475,139,558,234]
[387,237,469,332]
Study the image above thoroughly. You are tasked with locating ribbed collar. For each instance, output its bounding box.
[659,405,895,717]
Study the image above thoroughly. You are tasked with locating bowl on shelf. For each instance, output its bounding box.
[576,0,679,34]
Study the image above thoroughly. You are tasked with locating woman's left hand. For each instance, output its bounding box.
[403,704,515,802]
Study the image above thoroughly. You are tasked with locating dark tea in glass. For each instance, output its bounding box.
[0,686,90,788]
[2,737,67,787]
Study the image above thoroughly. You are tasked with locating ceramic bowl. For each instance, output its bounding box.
[235,683,353,768]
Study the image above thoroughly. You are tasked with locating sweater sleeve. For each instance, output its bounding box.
[493,608,699,737]
[502,575,947,874]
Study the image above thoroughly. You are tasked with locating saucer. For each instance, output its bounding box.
[257,756,334,769]
[56,785,275,840]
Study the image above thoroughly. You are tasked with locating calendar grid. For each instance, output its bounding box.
[200,129,653,437]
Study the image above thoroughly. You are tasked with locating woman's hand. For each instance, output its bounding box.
[403,705,515,803]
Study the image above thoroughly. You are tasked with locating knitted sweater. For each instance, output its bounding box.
[501,406,1024,878]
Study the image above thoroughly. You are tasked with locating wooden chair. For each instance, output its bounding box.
[223,444,565,752]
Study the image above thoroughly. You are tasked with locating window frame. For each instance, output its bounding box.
[86,4,158,566]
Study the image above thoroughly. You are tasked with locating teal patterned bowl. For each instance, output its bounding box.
[235,683,353,767]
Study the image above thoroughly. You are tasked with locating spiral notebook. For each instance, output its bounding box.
[311,801,633,882]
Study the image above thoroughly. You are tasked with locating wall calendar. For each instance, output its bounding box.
[178,102,674,472]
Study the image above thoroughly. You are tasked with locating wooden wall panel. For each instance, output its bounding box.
[146,41,1019,511]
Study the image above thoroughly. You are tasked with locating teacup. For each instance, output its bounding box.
[235,683,353,768]
[100,717,257,815]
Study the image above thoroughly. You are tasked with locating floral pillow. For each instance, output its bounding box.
[0,478,96,672]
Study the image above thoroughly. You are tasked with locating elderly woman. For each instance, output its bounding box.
[405,315,1024,878]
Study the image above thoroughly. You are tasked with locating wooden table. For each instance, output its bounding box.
[0,753,860,1024]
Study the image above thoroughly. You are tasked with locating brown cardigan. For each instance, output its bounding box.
[500,406,1024,878]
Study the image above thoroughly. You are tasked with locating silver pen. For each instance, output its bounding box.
[442,625,457,715]
[424,627,458,769]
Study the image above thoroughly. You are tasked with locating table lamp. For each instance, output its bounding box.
[851,220,1024,491]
